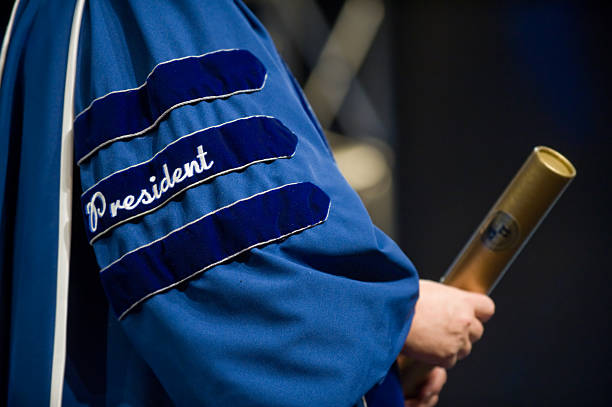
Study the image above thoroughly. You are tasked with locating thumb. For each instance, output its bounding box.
[467,292,495,322]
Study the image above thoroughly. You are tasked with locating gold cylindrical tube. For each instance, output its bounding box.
[441,146,576,293]
[400,146,576,398]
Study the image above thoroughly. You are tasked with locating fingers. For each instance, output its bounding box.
[445,313,484,367]
[405,395,439,407]
[459,303,486,361]
[420,367,447,400]
[440,354,457,369]
[466,292,495,322]
[457,337,472,361]
[405,367,447,407]
[425,395,439,407]
[468,318,484,343]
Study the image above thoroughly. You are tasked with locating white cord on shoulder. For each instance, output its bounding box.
[0,0,20,89]
[49,0,86,405]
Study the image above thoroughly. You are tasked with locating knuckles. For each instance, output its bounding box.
[484,297,496,319]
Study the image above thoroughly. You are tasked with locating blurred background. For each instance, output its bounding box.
[247,1,612,405]
[2,1,610,405]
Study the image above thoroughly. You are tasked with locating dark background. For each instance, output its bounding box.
[391,2,611,406]
[2,1,610,406]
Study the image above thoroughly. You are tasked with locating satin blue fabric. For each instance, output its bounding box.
[102,182,331,319]
[0,0,77,404]
[81,115,298,242]
[0,1,419,405]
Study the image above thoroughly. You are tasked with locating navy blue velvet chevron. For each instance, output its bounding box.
[100,182,331,319]
[81,116,298,243]
[74,49,267,163]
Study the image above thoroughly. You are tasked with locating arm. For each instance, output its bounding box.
[73,1,419,405]
[401,280,495,406]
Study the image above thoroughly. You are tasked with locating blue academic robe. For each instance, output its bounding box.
[0,1,418,405]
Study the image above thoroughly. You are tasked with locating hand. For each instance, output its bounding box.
[404,366,447,407]
[402,280,495,369]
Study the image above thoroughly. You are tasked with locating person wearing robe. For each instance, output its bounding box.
[1,1,491,405]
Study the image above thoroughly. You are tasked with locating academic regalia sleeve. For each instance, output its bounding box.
[73,1,419,405]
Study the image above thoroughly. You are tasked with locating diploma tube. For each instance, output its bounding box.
[400,146,576,397]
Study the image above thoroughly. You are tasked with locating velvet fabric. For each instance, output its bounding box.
[74,49,267,163]
[80,115,298,242]
[101,182,330,319]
